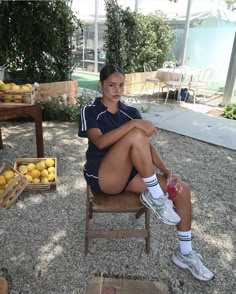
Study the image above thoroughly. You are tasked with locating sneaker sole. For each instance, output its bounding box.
[172,255,214,281]
[140,194,180,226]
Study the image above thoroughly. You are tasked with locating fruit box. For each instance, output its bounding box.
[0,162,28,209]
[14,158,57,191]
[0,87,36,105]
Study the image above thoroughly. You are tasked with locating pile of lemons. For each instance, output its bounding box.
[0,80,33,91]
[0,169,16,195]
[17,159,56,184]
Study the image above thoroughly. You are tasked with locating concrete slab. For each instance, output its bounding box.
[128,102,236,151]
[86,277,169,294]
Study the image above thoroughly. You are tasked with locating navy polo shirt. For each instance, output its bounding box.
[79,97,142,165]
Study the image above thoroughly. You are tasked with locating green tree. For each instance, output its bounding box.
[104,0,175,72]
[224,0,236,9]
[0,0,81,83]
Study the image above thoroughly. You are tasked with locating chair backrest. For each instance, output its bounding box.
[143,62,155,80]
[199,68,214,83]
[163,61,176,68]
[166,66,185,87]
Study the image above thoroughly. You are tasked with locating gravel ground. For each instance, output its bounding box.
[0,120,235,294]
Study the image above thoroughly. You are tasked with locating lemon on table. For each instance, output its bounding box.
[36,161,45,171]
[45,159,55,167]
[18,165,28,174]
[3,170,14,180]
[27,163,36,172]
[48,173,55,182]
[0,175,6,186]
[31,169,40,179]
[48,166,55,174]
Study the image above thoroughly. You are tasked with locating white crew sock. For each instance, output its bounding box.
[177,230,192,255]
[142,174,164,199]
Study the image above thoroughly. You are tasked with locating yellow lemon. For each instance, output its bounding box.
[0,84,10,90]
[7,178,14,185]
[25,84,32,89]
[27,163,36,172]
[18,165,28,174]
[25,174,33,182]
[3,170,14,180]
[32,178,40,183]
[48,173,55,182]
[21,85,29,91]
[48,166,55,174]
[0,175,6,186]
[41,177,49,183]
[45,158,55,167]
[31,169,40,179]
[40,169,48,177]
[0,80,4,86]
[36,161,45,171]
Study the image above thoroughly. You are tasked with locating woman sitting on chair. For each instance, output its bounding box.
[78,64,214,281]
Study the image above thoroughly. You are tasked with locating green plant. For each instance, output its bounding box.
[0,0,82,83]
[104,0,175,73]
[223,102,236,120]
[38,95,93,122]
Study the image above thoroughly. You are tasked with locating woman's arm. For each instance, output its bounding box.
[87,119,157,150]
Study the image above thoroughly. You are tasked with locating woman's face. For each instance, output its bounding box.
[100,71,125,102]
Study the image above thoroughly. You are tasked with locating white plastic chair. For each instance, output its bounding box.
[164,67,186,104]
[188,68,214,104]
[140,62,161,98]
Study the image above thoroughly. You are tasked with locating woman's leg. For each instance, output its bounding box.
[98,128,154,194]
[126,173,192,230]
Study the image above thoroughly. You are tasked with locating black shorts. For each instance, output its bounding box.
[83,165,138,194]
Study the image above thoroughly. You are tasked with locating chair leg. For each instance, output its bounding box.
[135,207,146,219]
[164,88,170,104]
[84,186,91,256]
[145,209,151,254]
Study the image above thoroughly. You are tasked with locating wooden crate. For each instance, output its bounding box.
[14,158,57,191]
[0,88,36,105]
[36,80,78,105]
[0,163,28,209]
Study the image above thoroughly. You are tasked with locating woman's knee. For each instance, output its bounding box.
[124,128,149,145]
[176,181,191,202]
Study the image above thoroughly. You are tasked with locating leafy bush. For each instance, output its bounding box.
[223,102,236,120]
[0,0,82,83]
[104,0,175,72]
[38,95,93,122]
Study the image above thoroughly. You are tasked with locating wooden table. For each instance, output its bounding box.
[0,104,44,157]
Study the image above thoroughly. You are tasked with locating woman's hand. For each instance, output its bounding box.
[171,174,183,193]
[133,119,158,137]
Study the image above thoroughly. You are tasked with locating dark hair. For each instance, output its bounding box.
[100,64,124,82]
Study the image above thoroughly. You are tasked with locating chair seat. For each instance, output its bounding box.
[145,77,160,83]
[165,81,179,88]
[93,191,143,212]
[189,81,206,88]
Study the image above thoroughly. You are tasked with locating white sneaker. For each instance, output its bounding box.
[140,189,181,225]
[172,248,215,281]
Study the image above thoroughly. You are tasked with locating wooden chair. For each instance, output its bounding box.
[84,184,151,256]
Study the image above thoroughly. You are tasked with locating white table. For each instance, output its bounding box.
[155,67,184,83]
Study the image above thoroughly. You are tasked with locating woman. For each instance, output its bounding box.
[79,64,214,281]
